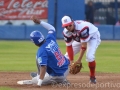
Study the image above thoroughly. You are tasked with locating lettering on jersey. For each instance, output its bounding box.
[90,36,96,40]
[46,40,65,67]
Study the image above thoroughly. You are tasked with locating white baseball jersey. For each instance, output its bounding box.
[63,20,98,46]
[63,20,101,62]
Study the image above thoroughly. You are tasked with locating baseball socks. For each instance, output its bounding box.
[88,61,96,84]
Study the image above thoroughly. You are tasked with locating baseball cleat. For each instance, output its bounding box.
[61,79,71,86]
[30,72,37,78]
[90,77,96,84]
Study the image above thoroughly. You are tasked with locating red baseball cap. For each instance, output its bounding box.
[61,16,72,27]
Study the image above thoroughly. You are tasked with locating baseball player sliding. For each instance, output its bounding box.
[17,16,70,87]
[61,15,101,84]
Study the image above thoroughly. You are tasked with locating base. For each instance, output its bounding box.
[17,80,33,85]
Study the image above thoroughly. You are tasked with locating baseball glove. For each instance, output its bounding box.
[69,63,82,74]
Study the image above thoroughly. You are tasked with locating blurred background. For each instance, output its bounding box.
[0,0,120,40]
[85,0,120,25]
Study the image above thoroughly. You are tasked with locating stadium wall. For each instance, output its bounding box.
[0,0,120,40]
[0,25,120,40]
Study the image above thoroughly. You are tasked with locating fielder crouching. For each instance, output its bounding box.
[61,15,101,84]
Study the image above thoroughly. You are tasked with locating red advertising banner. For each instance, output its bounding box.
[0,0,48,20]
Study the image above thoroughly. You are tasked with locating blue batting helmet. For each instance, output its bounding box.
[30,30,45,45]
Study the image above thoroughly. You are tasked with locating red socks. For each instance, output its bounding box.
[88,61,96,77]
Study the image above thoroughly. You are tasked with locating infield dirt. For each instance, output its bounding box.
[0,72,120,90]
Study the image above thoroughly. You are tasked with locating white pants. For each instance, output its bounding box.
[65,31,101,62]
[32,68,69,85]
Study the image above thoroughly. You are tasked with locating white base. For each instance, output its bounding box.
[17,80,33,85]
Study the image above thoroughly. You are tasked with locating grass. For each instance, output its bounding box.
[0,40,120,73]
[0,41,37,72]
[0,40,120,90]
[56,40,120,73]
[0,87,17,90]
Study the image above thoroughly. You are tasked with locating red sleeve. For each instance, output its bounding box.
[67,45,74,61]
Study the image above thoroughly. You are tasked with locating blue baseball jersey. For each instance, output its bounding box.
[36,30,70,76]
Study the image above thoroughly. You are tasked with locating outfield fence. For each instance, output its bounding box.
[0,25,120,40]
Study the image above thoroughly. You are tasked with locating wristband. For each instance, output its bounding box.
[37,79,43,86]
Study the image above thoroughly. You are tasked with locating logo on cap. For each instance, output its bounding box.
[64,19,68,23]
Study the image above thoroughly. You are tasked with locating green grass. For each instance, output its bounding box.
[55,40,120,73]
[0,40,120,73]
[0,41,37,72]
[0,87,17,90]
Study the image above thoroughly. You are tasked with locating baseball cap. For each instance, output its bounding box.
[61,16,73,27]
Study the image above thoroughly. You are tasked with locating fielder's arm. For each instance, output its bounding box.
[63,31,74,64]
[76,26,89,63]
[76,42,87,63]
[66,45,74,64]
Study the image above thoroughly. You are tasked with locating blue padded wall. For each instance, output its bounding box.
[96,25,114,40]
[0,25,25,39]
[48,0,56,26]
[56,0,85,39]
[0,0,120,40]
[48,0,85,39]
[25,25,48,39]
[0,25,120,40]
[114,26,120,40]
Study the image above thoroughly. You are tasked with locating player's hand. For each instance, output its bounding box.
[70,60,73,65]
[69,60,73,66]
[31,15,40,24]
[74,60,81,65]
[37,79,43,87]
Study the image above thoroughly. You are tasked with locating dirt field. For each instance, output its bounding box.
[0,72,120,90]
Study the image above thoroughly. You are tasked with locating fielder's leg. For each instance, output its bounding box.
[41,69,69,85]
[86,31,101,84]
[51,68,70,85]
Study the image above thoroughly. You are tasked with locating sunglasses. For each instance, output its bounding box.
[65,24,72,28]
